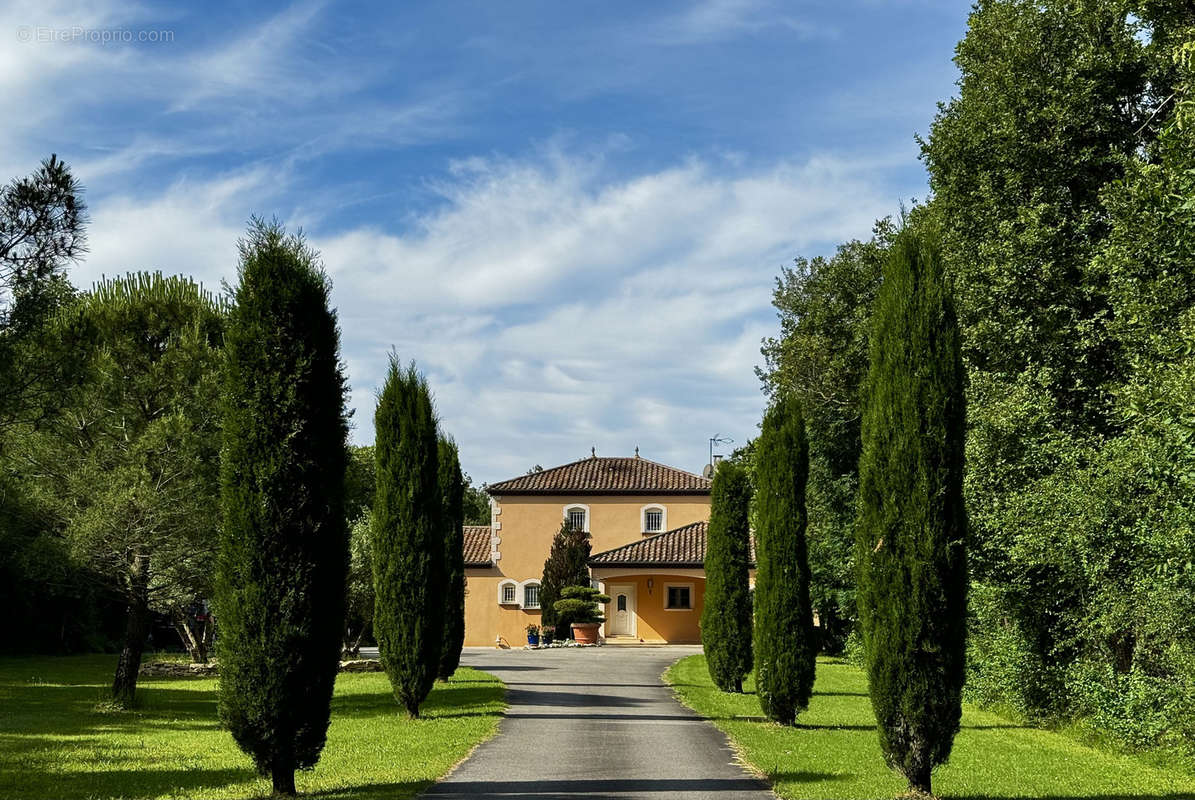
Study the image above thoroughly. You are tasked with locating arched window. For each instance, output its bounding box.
[498,580,518,605]
[522,581,541,610]
[640,504,666,534]
[563,504,590,532]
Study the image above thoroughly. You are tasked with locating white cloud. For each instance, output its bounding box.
[309,147,897,481]
[63,145,899,483]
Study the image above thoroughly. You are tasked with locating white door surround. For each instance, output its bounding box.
[607,583,636,637]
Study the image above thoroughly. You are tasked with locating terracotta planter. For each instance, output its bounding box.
[571,622,600,644]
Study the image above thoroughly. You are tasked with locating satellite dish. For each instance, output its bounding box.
[702,464,714,479]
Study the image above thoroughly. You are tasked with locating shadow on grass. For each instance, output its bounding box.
[330,683,503,720]
[309,780,432,800]
[4,767,256,800]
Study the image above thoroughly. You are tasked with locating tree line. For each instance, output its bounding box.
[0,174,480,792]
[753,0,1195,772]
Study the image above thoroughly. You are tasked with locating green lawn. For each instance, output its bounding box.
[0,655,505,800]
[666,654,1195,800]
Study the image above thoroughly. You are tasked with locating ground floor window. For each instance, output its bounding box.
[665,583,692,610]
[499,581,517,604]
[523,582,541,609]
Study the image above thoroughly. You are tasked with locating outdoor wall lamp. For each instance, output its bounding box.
[647,578,654,593]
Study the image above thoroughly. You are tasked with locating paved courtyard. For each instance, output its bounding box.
[420,645,775,800]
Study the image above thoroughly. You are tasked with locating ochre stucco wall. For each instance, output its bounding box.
[461,493,711,646]
[599,573,707,643]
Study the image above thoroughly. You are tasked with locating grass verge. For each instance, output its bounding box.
[665,654,1195,800]
[0,654,505,800]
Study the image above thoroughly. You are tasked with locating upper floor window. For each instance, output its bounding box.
[564,504,589,532]
[523,582,541,609]
[641,504,666,534]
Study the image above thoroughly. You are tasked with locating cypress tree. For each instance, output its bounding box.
[437,436,466,681]
[701,461,754,693]
[372,359,444,717]
[539,522,591,640]
[215,220,349,797]
[856,226,967,796]
[753,396,816,724]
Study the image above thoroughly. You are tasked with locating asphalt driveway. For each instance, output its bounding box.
[422,645,775,800]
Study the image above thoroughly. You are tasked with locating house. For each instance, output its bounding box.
[462,452,752,646]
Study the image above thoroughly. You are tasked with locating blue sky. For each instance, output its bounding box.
[5,0,970,484]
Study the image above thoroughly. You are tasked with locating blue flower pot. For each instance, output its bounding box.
[527,633,540,646]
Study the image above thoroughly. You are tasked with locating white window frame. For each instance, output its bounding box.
[563,503,590,532]
[663,582,694,611]
[640,504,667,535]
[522,580,542,610]
[498,580,518,605]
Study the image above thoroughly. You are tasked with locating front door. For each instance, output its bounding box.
[607,584,635,637]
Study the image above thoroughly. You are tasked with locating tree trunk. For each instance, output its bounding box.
[112,554,150,708]
[734,677,743,694]
[271,758,296,797]
[908,761,932,796]
[172,607,209,663]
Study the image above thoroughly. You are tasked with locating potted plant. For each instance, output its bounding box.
[553,586,611,645]
[541,626,555,646]
[525,623,540,646]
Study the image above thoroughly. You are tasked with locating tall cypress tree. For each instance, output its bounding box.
[373,359,444,717]
[701,461,754,693]
[856,226,967,796]
[539,522,591,640]
[753,395,816,724]
[437,436,466,681]
[216,220,349,797]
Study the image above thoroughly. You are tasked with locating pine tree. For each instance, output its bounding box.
[372,359,444,717]
[753,395,816,724]
[856,225,967,796]
[701,461,754,692]
[215,220,349,797]
[539,522,592,640]
[437,436,466,681]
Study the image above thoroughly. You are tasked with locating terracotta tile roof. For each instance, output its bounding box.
[487,456,711,495]
[588,521,756,568]
[462,525,493,567]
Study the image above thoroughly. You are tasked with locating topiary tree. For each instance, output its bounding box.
[437,436,466,681]
[372,359,444,717]
[855,225,967,796]
[539,521,591,640]
[552,585,610,624]
[215,219,349,797]
[701,461,754,692]
[753,395,816,724]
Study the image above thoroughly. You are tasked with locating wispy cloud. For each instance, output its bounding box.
[648,0,834,45]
